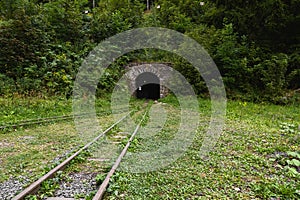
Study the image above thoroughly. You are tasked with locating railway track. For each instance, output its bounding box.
[0,112,110,131]
[11,109,148,200]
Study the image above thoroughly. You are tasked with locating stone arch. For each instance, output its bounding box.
[125,63,172,98]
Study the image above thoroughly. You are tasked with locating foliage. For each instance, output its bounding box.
[0,0,299,103]
[206,0,300,53]
[91,0,144,42]
[0,74,16,95]
[42,0,88,43]
[187,22,291,102]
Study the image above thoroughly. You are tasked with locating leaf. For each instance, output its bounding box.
[287,151,300,159]
[287,159,300,167]
[288,167,299,175]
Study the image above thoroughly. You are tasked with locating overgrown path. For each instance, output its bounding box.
[0,96,299,199]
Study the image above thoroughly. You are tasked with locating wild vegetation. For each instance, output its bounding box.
[0,0,299,103]
[0,0,300,199]
[1,1,299,199]
[0,96,299,199]
[102,96,300,199]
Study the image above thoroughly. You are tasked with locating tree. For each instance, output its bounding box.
[205,0,300,53]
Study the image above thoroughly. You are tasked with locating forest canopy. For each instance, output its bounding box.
[0,0,299,103]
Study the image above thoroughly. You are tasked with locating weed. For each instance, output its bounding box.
[95,173,106,185]
[103,96,300,199]
[25,195,38,200]
[252,181,300,199]
[280,122,297,134]
[1,96,299,199]
[86,191,97,200]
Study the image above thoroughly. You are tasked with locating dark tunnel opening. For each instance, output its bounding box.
[136,72,160,100]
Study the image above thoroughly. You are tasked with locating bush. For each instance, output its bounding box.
[0,74,16,96]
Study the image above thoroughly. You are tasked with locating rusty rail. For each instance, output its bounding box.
[12,111,131,200]
[0,112,110,130]
[93,111,147,200]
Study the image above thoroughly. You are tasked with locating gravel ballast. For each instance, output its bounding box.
[0,176,29,200]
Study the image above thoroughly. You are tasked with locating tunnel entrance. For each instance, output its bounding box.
[136,72,160,100]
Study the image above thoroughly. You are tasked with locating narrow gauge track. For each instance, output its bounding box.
[0,112,109,130]
[12,110,147,200]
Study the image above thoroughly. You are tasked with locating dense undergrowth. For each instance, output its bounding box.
[0,0,299,103]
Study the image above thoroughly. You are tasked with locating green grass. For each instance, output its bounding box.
[0,96,126,183]
[0,96,299,199]
[0,97,72,125]
[0,96,112,126]
[0,121,79,182]
[102,96,300,199]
